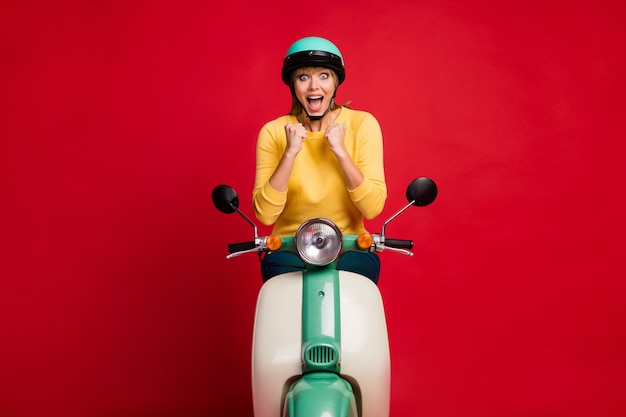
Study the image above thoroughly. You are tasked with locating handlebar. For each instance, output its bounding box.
[383,238,414,250]
[213,177,436,261]
[228,241,257,254]
[224,234,416,259]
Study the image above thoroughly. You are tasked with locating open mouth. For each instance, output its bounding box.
[306,96,324,112]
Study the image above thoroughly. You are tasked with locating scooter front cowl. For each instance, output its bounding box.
[284,373,358,417]
[252,271,390,417]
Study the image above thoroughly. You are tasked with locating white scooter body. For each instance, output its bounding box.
[252,270,390,417]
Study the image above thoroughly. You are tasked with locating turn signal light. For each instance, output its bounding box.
[357,233,373,249]
[266,235,282,251]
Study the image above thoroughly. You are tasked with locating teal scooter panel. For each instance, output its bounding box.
[284,373,357,417]
[301,267,342,374]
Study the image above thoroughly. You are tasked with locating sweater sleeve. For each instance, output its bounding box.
[347,112,387,220]
[252,121,287,225]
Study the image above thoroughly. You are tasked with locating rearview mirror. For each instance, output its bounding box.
[212,184,239,214]
[406,177,438,207]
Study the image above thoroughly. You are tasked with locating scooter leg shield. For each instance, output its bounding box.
[252,273,303,417]
[284,373,358,417]
[251,271,390,417]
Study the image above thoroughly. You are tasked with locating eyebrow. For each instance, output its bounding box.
[295,67,330,74]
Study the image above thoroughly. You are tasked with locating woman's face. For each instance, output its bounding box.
[292,67,337,117]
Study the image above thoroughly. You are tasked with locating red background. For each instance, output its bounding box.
[2,1,625,416]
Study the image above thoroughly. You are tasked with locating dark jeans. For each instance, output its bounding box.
[261,251,381,284]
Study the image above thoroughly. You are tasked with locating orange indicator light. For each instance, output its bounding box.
[266,235,282,251]
[357,233,373,249]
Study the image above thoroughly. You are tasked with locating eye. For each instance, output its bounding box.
[320,72,329,80]
[298,74,309,81]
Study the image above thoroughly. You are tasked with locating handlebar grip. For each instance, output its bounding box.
[228,241,257,253]
[385,238,414,250]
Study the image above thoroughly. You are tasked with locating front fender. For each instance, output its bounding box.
[284,373,357,417]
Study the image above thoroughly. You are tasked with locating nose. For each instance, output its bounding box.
[308,75,320,90]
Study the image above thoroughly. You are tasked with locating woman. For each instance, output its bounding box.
[253,36,387,282]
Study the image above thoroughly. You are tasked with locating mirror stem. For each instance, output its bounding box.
[381,200,416,240]
[231,203,259,240]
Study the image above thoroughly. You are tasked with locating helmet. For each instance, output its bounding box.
[281,36,345,86]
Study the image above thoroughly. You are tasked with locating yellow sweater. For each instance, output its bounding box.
[253,107,387,236]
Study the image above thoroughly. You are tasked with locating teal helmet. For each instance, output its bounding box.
[281,36,345,86]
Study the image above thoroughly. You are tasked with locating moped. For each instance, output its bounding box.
[212,177,437,417]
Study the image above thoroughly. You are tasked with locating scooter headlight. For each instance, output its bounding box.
[295,218,342,266]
